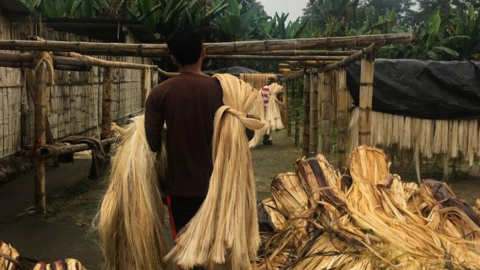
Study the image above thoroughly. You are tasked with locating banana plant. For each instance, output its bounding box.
[211,0,264,41]
[178,0,229,35]
[450,4,480,60]
[39,0,83,18]
[259,13,309,39]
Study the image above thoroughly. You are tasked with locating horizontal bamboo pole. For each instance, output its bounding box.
[286,60,337,67]
[321,42,381,72]
[0,52,92,71]
[56,52,157,70]
[206,54,346,60]
[0,33,414,56]
[157,68,179,78]
[278,69,305,82]
[39,138,116,158]
[245,49,358,56]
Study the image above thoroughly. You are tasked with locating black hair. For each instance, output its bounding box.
[166,25,203,66]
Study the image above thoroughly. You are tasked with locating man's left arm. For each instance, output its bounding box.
[145,92,164,152]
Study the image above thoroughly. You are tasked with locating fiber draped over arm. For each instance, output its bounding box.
[166,74,265,270]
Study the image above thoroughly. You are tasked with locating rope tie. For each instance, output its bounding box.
[33,51,55,85]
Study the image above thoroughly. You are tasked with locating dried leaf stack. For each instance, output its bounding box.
[255,145,480,269]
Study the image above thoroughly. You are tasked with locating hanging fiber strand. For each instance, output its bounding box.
[265,83,285,132]
[249,90,267,148]
[94,116,173,270]
[348,108,480,180]
[166,74,265,270]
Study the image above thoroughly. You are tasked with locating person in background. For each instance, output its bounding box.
[261,77,276,145]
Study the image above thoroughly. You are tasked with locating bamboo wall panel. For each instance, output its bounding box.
[0,14,152,159]
[0,16,30,158]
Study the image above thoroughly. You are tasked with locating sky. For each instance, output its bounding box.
[257,0,310,22]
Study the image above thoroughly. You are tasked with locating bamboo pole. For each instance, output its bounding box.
[39,138,116,158]
[322,42,381,72]
[56,52,157,70]
[359,54,374,145]
[286,60,337,67]
[336,69,348,167]
[279,69,305,82]
[282,81,288,130]
[141,68,147,108]
[309,72,319,153]
[101,67,113,140]
[0,33,414,56]
[206,55,346,60]
[33,60,48,215]
[321,71,332,153]
[294,79,300,147]
[246,49,358,56]
[157,68,178,78]
[287,80,292,137]
[303,71,310,155]
[0,52,92,71]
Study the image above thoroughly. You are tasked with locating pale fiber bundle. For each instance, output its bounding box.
[249,90,267,149]
[166,74,265,270]
[95,116,173,270]
[265,83,285,131]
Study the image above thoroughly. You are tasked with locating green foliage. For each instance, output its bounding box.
[210,0,265,41]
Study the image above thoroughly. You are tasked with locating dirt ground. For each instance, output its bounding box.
[2,129,480,269]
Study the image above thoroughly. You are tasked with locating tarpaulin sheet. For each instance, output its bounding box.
[346,59,480,119]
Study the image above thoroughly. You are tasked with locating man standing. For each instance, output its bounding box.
[261,77,275,145]
[144,26,223,246]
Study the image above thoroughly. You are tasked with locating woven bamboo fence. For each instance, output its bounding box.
[0,17,153,160]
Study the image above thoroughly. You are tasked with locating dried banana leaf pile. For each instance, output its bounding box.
[0,240,87,270]
[256,145,480,270]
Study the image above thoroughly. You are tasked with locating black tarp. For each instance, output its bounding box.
[346,59,480,119]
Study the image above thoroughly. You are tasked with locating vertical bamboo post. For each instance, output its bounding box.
[309,72,319,153]
[287,80,292,137]
[318,72,324,151]
[151,68,159,87]
[33,61,48,215]
[321,71,332,153]
[101,67,113,140]
[359,55,374,145]
[336,69,348,167]
[140,68,146,108]
[302,71,310,155]
[281,81,288,132]
[294,79,300,146]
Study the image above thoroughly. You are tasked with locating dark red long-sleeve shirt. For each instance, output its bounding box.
[145,72,223,197]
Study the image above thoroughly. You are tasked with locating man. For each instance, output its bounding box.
[261,77,276,145]
[144,26,223,244]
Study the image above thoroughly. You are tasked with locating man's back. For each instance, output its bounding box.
[145,71,223,197]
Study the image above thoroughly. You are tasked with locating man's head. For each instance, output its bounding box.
[167,26,204,66]
[267,77,276,85]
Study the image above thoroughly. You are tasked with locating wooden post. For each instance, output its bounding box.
[294,79,300,147]
[281,81,288,131]
[33,60,48,215]
[309,72,319,153]
[302,71,310,155]
[336,69,348,167]
[287,80,292,137]
[101,67,113,140]
[141,68,146,108]
[359,54,374,145]
[321,71,332,153]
